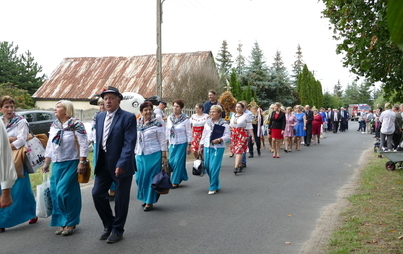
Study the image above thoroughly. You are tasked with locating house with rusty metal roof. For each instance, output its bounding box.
[33,51,218,110]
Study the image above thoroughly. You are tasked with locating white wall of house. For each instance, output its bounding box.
[35,100,97,111]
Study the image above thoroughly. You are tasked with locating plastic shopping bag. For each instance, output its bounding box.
[36,173,52,218]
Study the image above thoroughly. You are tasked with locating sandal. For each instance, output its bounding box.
[61,226,76,236]
[55,226,65,235]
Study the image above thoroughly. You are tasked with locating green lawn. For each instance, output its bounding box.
[326,153,403,253]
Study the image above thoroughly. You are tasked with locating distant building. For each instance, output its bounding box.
[33,51,217,110]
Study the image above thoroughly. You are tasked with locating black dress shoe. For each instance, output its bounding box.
[141,203,146,207]
[248,154,253,158]
[143,205,153,212]
[241,163,246,168]
[99,228,112,240]
[106,233,123,244]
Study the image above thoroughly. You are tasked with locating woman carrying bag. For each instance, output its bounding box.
[199,105,230,194]
[0,96,37,233]
[42,100,88,236]
[135,101,167,211]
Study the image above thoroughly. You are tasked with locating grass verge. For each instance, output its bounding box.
[326,153,403,254]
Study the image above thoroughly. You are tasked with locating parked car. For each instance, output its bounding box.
[16,110,56,135]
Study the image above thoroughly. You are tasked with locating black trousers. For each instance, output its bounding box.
[92,149,133,235]
[304,124,312,145]
[332,121,340,133]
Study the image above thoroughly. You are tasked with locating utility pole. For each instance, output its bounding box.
[156,0,164,98]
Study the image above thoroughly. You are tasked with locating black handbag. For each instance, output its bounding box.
[151,170,173,194]
[192,156,205,176]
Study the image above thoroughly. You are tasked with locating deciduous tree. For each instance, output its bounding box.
[322,0,403,101]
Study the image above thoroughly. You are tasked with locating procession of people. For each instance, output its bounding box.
[0,88,388,244]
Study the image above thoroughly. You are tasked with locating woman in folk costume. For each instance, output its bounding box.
[43,100,88,236]
[229,102,254,175]
[284,107,298,152]
[268,102,286,158]
[135,101,167,211]
[166,99,192,188]
[199,105,230,194]
[248,101,264,157]
[293,105,306,151]
[0,96,37,233]
[190,103,209,159]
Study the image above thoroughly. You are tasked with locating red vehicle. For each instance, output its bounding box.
[348,104,371,121]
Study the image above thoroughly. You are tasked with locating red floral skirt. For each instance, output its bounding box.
[230,127,249,154]
[191,126,204,152]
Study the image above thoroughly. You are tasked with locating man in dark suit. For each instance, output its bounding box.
[339,107,349,132]
[92,86,137,244]
[304,105,313,146]
[331,109,342,133]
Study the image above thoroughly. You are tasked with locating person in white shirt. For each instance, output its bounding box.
[379,103,396,151]
[199,105,230,195]
[43,100,88,236]
[166,99,192,188]
[229,102,254,175]
[0,119,17,209]
[135,101,167,211]
[0,96,37,233]
[154,101,167,121]
[190,103,209,159]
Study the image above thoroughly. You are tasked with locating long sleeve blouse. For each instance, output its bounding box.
[135,121,167,155]
[200,119,230,149]
[1,116,29,149]
[166,115,192,145]
[45,118,88,162]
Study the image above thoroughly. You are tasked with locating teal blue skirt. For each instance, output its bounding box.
[0,170,36,228]
[50,160,81,227]
[135,151,162,204]
[169,143,189,185]
[204,147,225,191]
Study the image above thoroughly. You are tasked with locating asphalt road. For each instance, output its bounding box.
[1,125,373,254]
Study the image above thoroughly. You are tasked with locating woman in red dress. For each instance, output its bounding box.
[312,107,323,145]
[268,102,286,158]
[190,103,209,159]
[229,103,254,175]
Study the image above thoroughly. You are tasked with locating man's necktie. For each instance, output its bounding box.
[102,114,113,152]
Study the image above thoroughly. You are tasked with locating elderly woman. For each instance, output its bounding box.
[269,102,286,158]
[166,99,192,188]
[190,103,209,159]
[135,101,167,211]
[312,107,323,145]
[293,105,306,151]
[43,100,88,236]
[0,96,37,233]
[229,102,254,175]
[284,106,297,153]
[199,105,230,194]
